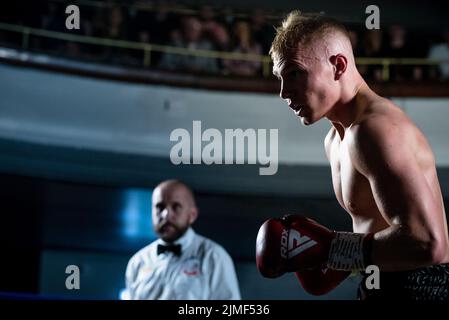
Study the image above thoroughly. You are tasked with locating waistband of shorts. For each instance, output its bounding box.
[360,262,449,282]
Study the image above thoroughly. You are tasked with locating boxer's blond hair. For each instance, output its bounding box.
[270,10,352,61]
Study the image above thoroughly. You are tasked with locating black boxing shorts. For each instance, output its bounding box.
[358,263,449,300]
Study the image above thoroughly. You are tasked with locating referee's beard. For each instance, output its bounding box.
[156,221,189,243]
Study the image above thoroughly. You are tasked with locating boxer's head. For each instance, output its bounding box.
[271,11,359,126]
[152,180,198,242]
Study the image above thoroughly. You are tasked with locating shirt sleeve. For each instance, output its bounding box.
[208,244,241,300]
[123,255,137,300]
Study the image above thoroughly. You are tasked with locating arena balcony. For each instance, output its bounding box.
[0,22,448,97]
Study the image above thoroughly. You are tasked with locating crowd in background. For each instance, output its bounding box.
[1,0,449,81]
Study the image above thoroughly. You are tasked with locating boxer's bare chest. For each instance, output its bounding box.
[325,129,386,232]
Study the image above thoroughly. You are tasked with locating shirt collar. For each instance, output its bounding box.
[157,227,195,249]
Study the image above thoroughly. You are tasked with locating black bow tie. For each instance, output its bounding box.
[157,244,182,256]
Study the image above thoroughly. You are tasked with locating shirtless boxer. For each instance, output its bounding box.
[256,11,449,300]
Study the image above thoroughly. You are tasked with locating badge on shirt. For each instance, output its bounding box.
[182,258,201,276]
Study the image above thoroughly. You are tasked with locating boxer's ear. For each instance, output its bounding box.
[330,54,347,80]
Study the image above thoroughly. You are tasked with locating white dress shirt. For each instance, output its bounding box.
[124,228,241,300]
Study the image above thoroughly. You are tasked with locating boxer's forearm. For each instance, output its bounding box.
[370,224,448,271]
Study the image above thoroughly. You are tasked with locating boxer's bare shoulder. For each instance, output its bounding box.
[324,96,446,235]
[346,98,436,179]
[324,96,436,186]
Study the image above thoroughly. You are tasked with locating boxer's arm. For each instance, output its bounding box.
[350,117,448,271]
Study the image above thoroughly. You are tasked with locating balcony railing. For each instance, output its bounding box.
[1,22,448,82]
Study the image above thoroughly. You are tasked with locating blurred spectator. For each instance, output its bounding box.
[428,29,449,80]
[384,25,408,56]
[39,2,65,52]
[223,20,262,76]
[159,16,219,74]
[106,6,128,40]
[249,9,275,54]
[218,6,236,31]
[128,6,150,43]
[127,5,152,65]
[198,5,230,51]
[64,6,92,60]
[384,25,422,81]
[86,7,109,59]
[135,2,178,66]
[41,2,65,31]
[38,2,90,59]
[359,30,384,81]
[148,2,177,45]
[103,6,129,64]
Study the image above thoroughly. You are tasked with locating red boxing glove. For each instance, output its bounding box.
[295,268,350,296]
[256,214,373,278]
[256,215,334,277]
